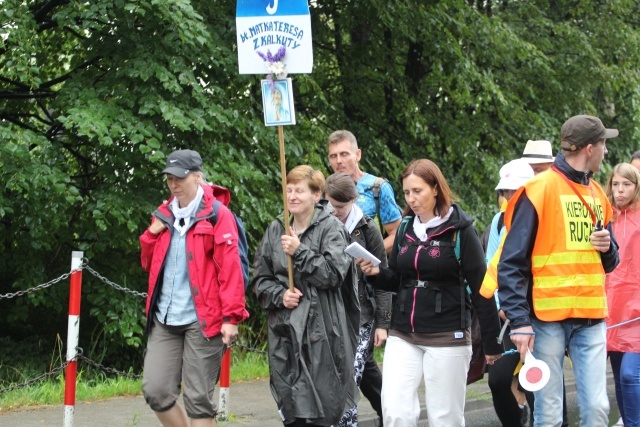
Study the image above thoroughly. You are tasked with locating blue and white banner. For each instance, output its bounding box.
[236,0,313,74]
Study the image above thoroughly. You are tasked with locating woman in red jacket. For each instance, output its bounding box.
[139,149,248,427]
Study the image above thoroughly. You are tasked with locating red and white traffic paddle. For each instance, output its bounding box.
[519,349,550,392]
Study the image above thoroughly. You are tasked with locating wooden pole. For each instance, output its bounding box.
[278,125,295,292]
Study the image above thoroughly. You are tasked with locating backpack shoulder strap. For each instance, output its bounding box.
[371,177,388,235]
[371,177,387,196]
[395,215,413,251]
[497,211,505,233]
[453,229,461,262]
[210,200,222,225]
[452,229,468,329]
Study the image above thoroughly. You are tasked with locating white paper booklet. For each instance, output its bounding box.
[344,242,381,266]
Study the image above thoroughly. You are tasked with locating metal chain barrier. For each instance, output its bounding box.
[0,259,147,300]
[0,257,274,401]
[0,262,87,300]
[0,360,71,395]
[230,342,268,356]
[75,353,143,380]
[0,347,144,396]
[82,263,147,299]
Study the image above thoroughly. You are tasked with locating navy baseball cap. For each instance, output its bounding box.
[161,149,202,176]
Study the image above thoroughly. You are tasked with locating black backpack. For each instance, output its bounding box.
[480,211,505,255]
[211,200,251,291]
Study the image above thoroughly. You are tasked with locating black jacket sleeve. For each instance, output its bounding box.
[601,222,619,273]
[497,194,537,330]
[363,221,392,328]
[367,225,401,292]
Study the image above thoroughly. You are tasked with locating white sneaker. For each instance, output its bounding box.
[614,416,624,427]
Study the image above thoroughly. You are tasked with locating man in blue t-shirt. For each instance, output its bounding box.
[327,129,402,426]
[327,130,402,255]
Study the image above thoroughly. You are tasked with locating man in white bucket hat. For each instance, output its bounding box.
[520,140,555,175]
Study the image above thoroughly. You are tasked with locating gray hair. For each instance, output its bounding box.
[327,130,358,151]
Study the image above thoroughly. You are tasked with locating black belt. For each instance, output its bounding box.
[561,318,604,326]
[400,280,442,313]
[408,279,430,288]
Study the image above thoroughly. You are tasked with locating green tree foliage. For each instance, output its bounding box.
[2,0,640,370]
[313,0,640,221]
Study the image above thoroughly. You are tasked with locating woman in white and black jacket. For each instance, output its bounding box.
[325,173,392,427]
[359,159,503,427]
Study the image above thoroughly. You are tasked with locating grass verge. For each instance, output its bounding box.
[0,375,141,412]
[0,349,271,411]
[1,342,382,411]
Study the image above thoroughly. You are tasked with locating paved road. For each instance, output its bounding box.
[0,362,620,426]
[464,379,620,427]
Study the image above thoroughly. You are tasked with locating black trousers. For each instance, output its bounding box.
[284,420,324,427]
[488,326,569,427]
[359,333,383,422]
[488,350,534,426]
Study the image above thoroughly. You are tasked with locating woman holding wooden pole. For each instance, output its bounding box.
[252,165,359,426]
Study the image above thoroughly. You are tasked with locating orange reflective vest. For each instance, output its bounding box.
[482,171,612,321]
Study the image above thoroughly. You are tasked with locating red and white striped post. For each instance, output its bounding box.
[63,251,84,427]
[218,346,231,420]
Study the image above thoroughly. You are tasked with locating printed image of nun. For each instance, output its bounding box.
[262,78,296,126]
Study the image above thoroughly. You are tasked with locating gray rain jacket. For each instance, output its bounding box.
[252,202,360,425]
